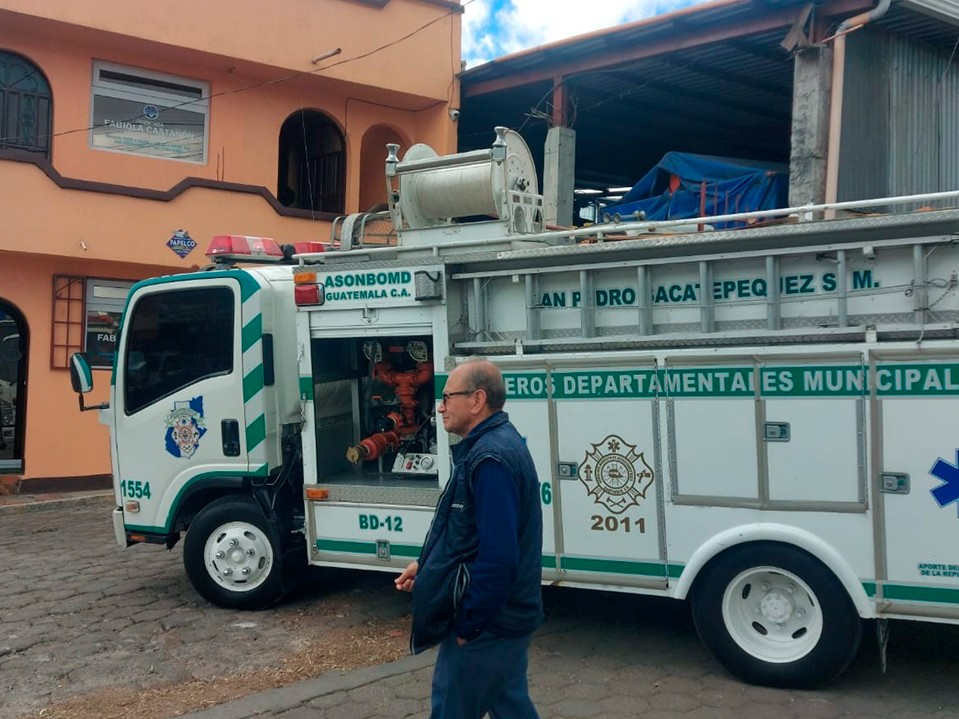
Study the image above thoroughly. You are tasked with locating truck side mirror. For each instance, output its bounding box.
[69,353,108,412]
[69,352,93,394]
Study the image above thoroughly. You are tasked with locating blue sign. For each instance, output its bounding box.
[143,104,160,120]
[167,229,196,258]
[930,451,959,517]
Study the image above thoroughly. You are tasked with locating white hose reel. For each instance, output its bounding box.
[386,126,544,235]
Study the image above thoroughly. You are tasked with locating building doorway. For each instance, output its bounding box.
[0,302,27,473]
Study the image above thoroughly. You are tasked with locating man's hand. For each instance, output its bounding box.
[394,560,418,592]
[456,636,469,647]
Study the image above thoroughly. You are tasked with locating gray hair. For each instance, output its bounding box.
[460,358,506,411]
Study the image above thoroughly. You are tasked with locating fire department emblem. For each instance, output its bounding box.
[578,435,654,514]
[164,397,207,459]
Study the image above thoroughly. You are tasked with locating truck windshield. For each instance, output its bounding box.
[123,287,234,414]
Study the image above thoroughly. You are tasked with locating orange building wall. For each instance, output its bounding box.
[0,0,462,100]
[0,0,462,487]
[0,14,459,212]
[0,252,171,480]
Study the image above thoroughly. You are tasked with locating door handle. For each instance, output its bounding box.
[221,419,240,457]
[880,472,909,494]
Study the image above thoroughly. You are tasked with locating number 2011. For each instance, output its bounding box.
[590,515,645,533]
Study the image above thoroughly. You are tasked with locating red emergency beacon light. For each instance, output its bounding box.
[206,235,284,263]
[290,241,327,255]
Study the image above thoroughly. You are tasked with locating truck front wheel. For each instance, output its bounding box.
[691,542,862,688]
[183,496,284,610]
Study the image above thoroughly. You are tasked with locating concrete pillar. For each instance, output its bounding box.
[543,126,576,227]
[788,45,832,207]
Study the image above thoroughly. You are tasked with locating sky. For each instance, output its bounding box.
[461,0,716,67]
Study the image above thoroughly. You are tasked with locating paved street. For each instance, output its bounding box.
[0,501,411,719]
[195,591,959,719]
[2,500,959,719]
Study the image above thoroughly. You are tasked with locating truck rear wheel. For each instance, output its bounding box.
[691,542,861,688]
[183,496,285,610]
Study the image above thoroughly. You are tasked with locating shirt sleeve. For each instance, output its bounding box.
[452,457,521,640]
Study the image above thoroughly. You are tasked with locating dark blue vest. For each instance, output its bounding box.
[411,412,544,653]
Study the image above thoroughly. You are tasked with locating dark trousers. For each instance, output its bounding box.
[430,631,539,719]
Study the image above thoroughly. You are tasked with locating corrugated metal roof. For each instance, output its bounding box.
[463,0,790,82]
[460,0,959,201]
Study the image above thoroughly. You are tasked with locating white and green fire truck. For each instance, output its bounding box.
[71,128,959,688]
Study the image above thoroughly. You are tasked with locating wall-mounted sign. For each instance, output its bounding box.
[89,62,209,164]
[167,230,197,258]
[91,97,206,162]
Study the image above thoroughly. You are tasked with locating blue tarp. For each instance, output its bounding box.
[603,152,789,230]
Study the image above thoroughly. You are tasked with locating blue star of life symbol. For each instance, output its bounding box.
[929,451,959,517]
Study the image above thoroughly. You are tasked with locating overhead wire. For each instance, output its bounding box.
[300,107,316,219]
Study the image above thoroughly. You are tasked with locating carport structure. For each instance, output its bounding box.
[459,0,959,224]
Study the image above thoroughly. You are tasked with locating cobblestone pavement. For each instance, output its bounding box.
[0,501,410,719]
[187,591,959,719]
[3,500,959,719]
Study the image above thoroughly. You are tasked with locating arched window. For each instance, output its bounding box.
[277,110,345,213]
[0,51,52,156]
[359,124,407,212]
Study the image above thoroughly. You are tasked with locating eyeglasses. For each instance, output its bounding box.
[441,389,475,403]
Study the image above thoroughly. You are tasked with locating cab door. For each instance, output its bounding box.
[114,277,251,536]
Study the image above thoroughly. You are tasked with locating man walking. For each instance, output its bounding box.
[395,358,543,719]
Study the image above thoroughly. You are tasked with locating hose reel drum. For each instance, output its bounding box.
[387,126,544,235]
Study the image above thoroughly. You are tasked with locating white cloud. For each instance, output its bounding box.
[461,0,498,66]
[462,0,712,67]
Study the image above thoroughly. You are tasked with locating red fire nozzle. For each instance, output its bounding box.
[346,430,400,465]
[348,360,434,465]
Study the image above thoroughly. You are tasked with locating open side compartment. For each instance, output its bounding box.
[310,333,439,494]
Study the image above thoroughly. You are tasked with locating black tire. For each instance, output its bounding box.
[690,542,862,688]
[183,496,285,610]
